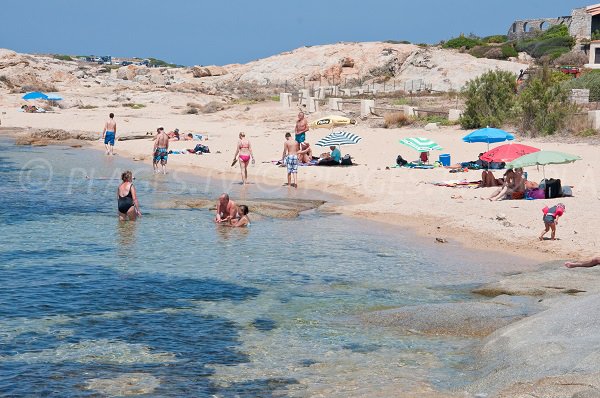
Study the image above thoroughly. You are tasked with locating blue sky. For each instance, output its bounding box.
[0,0,591,66]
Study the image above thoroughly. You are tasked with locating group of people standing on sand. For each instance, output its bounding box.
[229,111,320,188]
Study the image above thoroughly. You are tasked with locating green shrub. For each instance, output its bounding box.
[443,34,482,50]
[392,98,409,106]
[384,40,411,44]
[593,29,600,40]
[483,35,508,44]
[577,128,598,137]
[563,70,600,101]
[540,24,569,40]
[501,44,518,58]
[460,70,517,129]
[517,67,577,136]
[53,54,73,61]
[516,36,575,59]
[122,103,146,109]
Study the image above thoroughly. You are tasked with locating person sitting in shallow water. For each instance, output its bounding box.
[229,205,250,227]
[117,170,141,221]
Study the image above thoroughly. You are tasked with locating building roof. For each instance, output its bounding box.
[586,3,600,15]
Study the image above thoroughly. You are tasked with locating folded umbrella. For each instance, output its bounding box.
[310,115,356,129]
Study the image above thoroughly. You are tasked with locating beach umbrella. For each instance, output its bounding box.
[315,131,362,147]
[45,94,63,101]
[22,91,49,100]
[480,143,540,163]
[310,115,356,129]
[463,127,515,151]
[399,137,442,152]
[507,150,581,178]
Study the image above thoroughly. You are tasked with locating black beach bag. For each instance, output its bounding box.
[543,178,562,199]
[341,155,353,166]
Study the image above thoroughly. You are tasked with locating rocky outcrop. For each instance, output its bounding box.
[360,295,540,338]
[191,65,228,78]
[468,294,600,396]
[170,198,325,218]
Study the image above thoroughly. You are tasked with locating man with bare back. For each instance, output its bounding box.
[153,126,170,174]
[102,113,117,155]
[282,132,301,188]
[215,193,239,223]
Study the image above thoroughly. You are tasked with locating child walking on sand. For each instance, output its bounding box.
[539,203,565,241]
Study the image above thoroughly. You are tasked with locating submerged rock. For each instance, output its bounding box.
[467,294,600,395]
[85,373,160,396]
[495,372,600,398]
[171,198,326,219]
[473,266,600,298]
[359,296,540,338]
[15,128,97,145]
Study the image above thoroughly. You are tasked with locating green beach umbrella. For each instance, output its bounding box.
[507,150,581,178]
[399,137,443,152]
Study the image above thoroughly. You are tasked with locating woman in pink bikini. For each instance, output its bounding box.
[233,132,254,185]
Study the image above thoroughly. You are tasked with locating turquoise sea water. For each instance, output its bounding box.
[0,140,528,397]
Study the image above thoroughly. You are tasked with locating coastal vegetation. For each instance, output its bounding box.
[122,103,146,109]
[461,68,579,136]
[443,25,575,62]
[563,70,600,101]
[53,54,73,61]
[460,70,517,129]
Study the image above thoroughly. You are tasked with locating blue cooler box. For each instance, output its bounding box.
[439,154,451,166]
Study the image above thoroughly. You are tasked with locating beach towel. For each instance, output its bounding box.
[431,180,481,188]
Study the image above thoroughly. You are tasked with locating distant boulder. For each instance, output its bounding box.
[340,57,355,67]
[191,66,210,78]
[191,65,227,78]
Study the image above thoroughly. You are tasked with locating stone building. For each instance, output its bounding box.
[507,4,600,41]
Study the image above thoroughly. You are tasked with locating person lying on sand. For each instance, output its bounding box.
[168,128,180,141]
[184,133,193,141]
[565,257,600,268]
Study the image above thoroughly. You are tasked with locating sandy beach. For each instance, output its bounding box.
[2,95,598,262]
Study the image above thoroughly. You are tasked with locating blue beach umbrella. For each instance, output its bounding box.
[22,91,49,100]
[45,94,63,101]
[463,127,515,151]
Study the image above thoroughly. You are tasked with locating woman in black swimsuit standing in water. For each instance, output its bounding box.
[117,170,141,221]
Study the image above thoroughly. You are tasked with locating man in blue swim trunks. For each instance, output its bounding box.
[153,126,170,174]
[102,113,117,155]
[294,111,309,144]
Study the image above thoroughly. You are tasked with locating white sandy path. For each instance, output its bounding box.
[1,97,598,262]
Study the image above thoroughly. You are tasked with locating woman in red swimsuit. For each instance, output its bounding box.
[233,132,254,185]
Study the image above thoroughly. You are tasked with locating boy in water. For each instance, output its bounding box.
[539,203,565,241]
[102,113,117,155]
